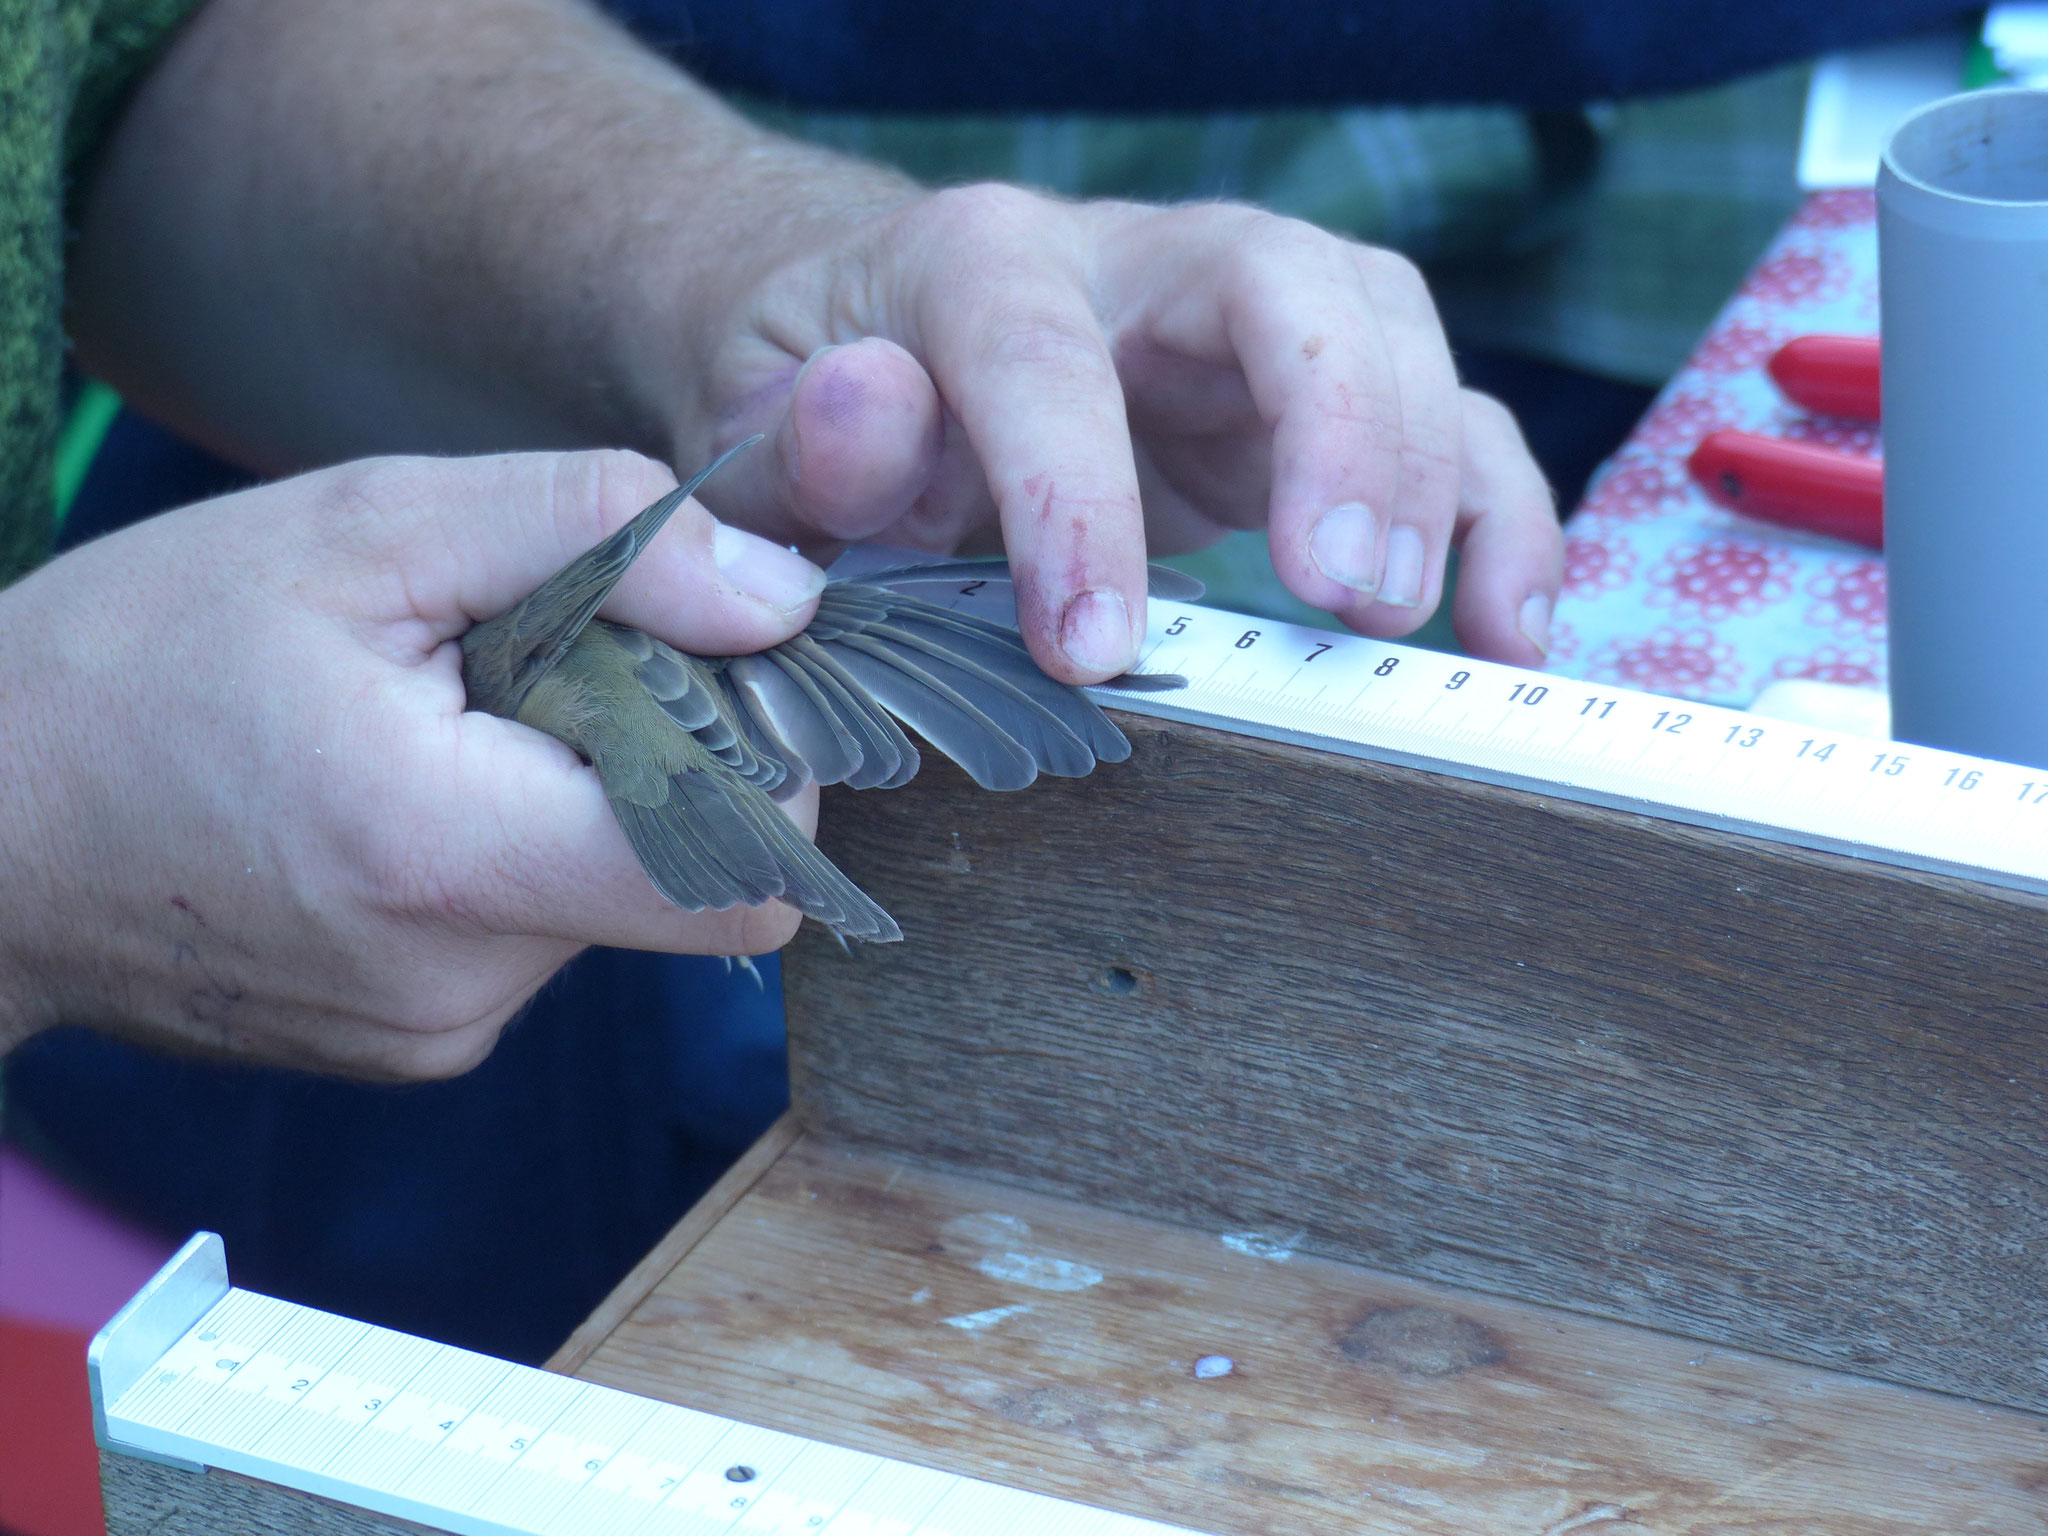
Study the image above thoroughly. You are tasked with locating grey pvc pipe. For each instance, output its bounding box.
[1881,89,2048,769]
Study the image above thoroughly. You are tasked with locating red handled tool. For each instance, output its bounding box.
[1767,333,1881,420]
[1687,430,1883,549]
[1681,332,1884,547]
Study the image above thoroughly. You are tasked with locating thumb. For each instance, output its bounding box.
[703,337,945,545]
[354,447,826,655]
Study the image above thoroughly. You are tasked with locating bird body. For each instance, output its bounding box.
[463,440,1189,941]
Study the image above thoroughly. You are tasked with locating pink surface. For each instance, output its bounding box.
[0,1144,176,1334]
[1552,190,1886,704]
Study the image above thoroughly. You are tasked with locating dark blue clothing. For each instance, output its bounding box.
[616,0,1976,112]
[8,952,786,1364]
[6,410,791,1365]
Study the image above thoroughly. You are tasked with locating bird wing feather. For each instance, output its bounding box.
[723,652,855,790]
[821,634,1042,791]
[857,604,1127,764]
[578,642,898,939]
[777,636,920,789]
[719,578,1132,787]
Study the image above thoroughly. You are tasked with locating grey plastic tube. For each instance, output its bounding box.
[1881,89,2048,770]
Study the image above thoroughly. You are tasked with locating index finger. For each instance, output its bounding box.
[1111,211,1463,632]
[900,186,1147,684]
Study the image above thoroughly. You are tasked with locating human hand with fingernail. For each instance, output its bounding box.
[680,191,1566,682]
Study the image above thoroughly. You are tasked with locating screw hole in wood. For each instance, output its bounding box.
[1096,966,1141,996]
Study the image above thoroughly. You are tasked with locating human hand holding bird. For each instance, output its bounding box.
[462,440,1191,942]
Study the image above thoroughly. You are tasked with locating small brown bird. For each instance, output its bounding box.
[461,440,1191,941]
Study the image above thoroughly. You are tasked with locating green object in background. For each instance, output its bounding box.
[0,0,211,583]
[53,379,120,527]
[1967,5,2010,91]
[1964,38,2007,90]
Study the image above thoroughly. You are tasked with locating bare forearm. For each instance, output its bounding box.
[66,0,913,473]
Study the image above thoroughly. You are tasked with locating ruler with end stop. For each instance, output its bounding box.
[843,557,2048,896]
[94,1233,1213,1536]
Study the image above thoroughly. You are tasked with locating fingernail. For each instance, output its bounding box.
[713,520,827,613]
[1379,525,1426,608]
[1060,588,1135,675]
[1518,591,1553,659]
[1307,501,1386,594]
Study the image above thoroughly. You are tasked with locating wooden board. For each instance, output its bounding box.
[577,1134,2048,1535]
[100,1454,437,1536]
[782,715,2048,1413]
[102,1131,2048,1535]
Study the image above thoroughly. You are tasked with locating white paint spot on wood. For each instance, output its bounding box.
[908,1289,931,1305]
[1540,1506,1637,1536]
[1220,1230,1305,1262]
[1194,1355,1234,1379]
[943,1303,1033,1332]
[943,1212,1033,1246]
[976,1252,1104,1291]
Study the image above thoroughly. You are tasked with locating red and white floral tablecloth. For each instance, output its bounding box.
[1548,190,1885,705]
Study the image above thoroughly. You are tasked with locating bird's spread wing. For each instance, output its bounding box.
[608,624,785,796]
[588,624,902,942]
[710,569,1196,794]
[473,534,1189,942]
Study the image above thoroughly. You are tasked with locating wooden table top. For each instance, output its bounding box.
[557,1118,2048,1536]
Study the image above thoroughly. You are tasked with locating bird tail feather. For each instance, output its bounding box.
[609,771,901,943]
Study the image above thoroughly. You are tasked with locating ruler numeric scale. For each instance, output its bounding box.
[91,584,2048,1535]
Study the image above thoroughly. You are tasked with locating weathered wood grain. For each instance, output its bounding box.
[101,1453,448,1536]
[783,715,2048,1412]
[579,1135,2048,1536]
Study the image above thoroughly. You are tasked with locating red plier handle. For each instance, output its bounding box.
[1768,334,1881,420]
[1687,430,1883,549]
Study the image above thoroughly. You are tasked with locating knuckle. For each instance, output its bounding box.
[1397,408,1466,491]
[552,448,678,545]
[906,181,1048,249]
[1355,243,1428,298]
[314,454,412,516]
[1242,210,1331,256]
[1459,387,1530,451]
[1149,199,1268,245]
[1226,212,1351,285]
[975,309,1112,380]
[1402,434,1465,492]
